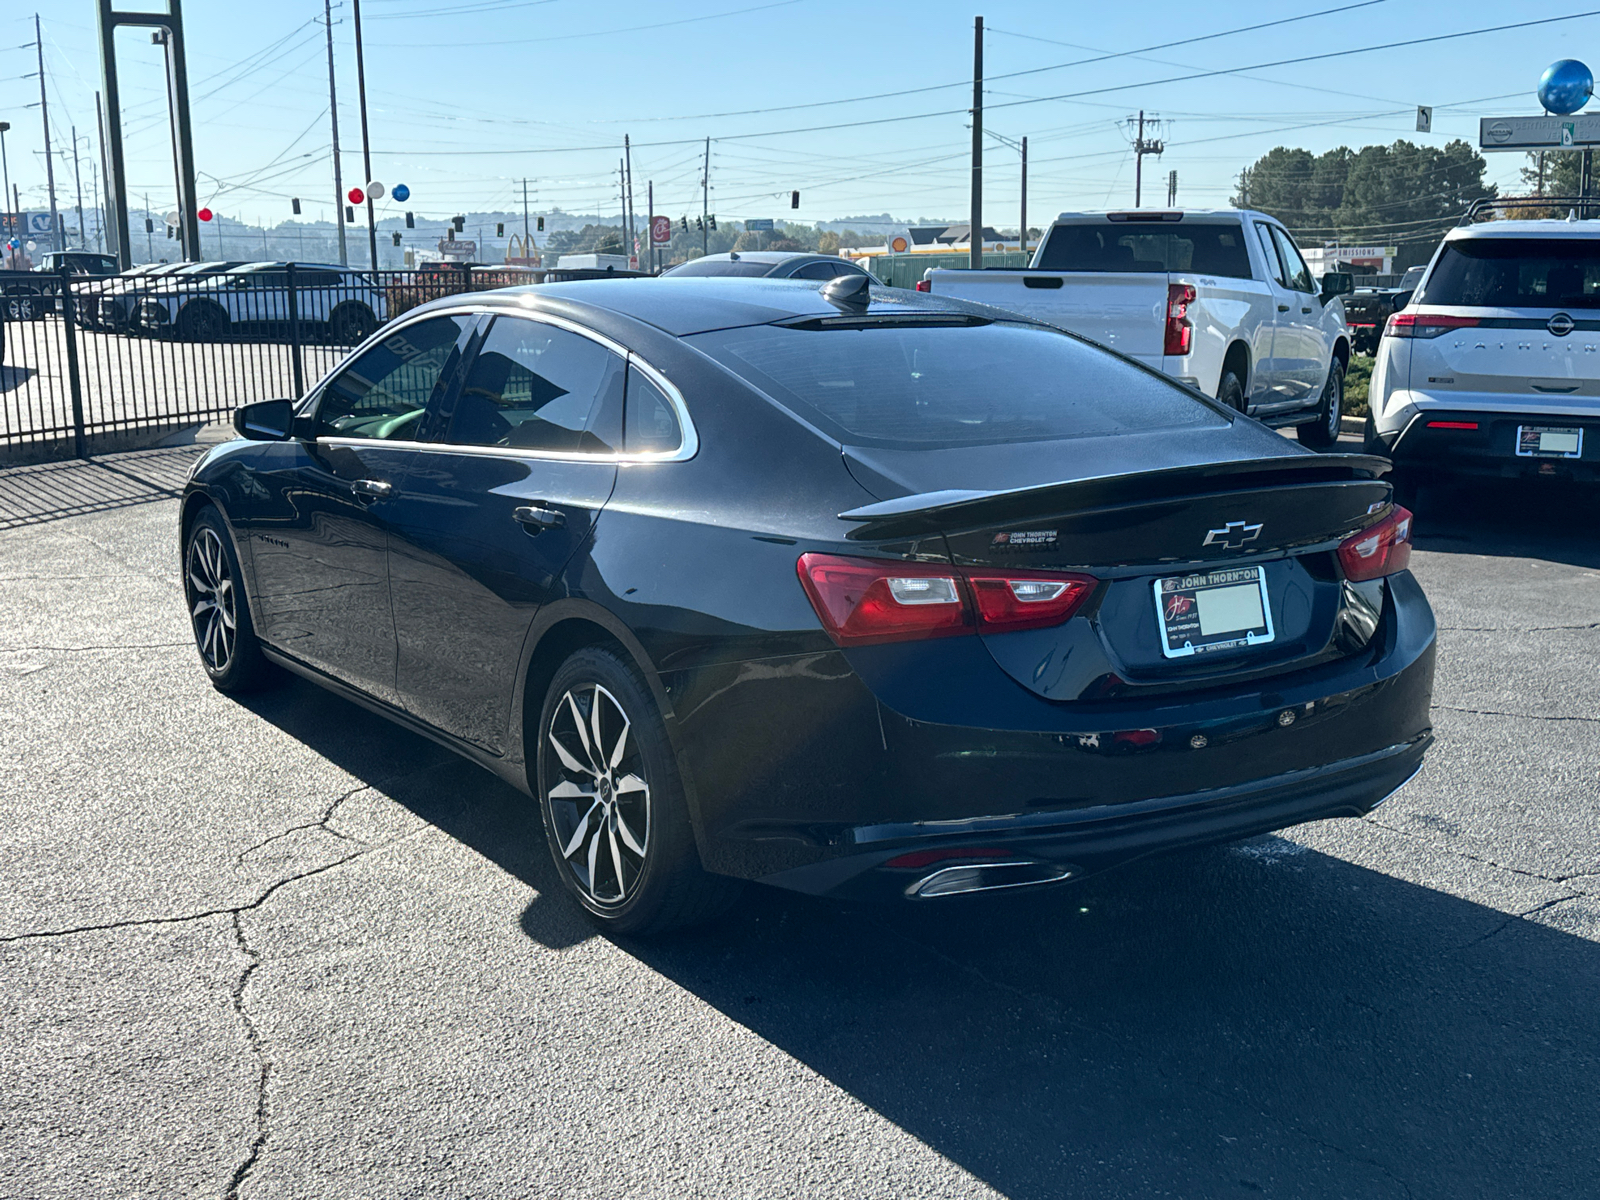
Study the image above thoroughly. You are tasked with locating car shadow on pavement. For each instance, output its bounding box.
[1409,476,1600,569]
[240,674,1599,1199]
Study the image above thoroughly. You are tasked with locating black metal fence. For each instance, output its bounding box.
[0,261,617,461]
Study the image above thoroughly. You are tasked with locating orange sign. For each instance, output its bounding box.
[891,236,908,252]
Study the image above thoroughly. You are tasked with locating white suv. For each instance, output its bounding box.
[1367,218,1600,484]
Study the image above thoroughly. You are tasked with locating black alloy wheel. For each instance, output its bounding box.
[1217,367,1247,414]
[6,295,37,321]
[330,303,378,346]
[184,506,274,693]
[537,646,739,934]
[177,301,229,343]
[1299,359,1344,449]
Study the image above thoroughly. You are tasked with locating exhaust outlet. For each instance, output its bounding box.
[906,859,1076,899]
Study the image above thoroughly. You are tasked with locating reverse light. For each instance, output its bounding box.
[1164,282,1196,356]
[1383,313,1479,339]
[797,554,1098,647]
[1337,505,1413,582]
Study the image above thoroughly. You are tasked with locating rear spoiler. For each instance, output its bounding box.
[837,453,1391,540]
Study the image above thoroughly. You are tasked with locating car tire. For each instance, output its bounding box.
[329,303,378,346]
[6,294,37,321]
[184,506,276,694]
[177,301,229,343]
[1216,366,1248,413]
[1299,359,1344,449]
[537,645,740,935]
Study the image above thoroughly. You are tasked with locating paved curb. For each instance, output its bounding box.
[1339,415,1365,436]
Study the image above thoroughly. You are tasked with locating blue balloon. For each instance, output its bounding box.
[391,183,410,203]
[1539,59,1593,115]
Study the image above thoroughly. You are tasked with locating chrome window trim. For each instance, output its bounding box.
[301,300,698,464]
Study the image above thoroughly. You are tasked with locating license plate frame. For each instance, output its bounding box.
[1516,425,1583,459]
[1154,566,1274,660]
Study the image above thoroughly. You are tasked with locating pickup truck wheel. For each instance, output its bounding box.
[329,302,378,346]
[1216,368,1247,413]
[177,301,230,343]
[1299,361,1344,449]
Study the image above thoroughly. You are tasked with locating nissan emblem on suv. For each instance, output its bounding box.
[1548,313,1575,337]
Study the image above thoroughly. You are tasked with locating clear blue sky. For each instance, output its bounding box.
[2,0,1595,235]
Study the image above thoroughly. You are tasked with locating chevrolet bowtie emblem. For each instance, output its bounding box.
[1203,520,1264,550]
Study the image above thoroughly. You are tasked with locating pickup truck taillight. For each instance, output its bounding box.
[1383,313,1479,339]
[1164,283,1195,356]
[914,279,931,292]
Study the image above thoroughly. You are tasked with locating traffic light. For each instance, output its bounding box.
[405,211,414,228]
[680,216,688,233]
[453,215,465,232]
[345,206,355,223]
[537,216,544,232]
[695,216,703,231]
[292,198,302,215]
[166,225,174,239]
[447,227,455,242]
[391,231,401,247]
[791,190,800,209]
[496,222,504,237]
[144,217,153,233]
[709,215,716,230]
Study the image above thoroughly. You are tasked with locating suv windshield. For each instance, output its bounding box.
[693,319,1226,450]
[1036,223,1253,278]
[1421,237,1600,308]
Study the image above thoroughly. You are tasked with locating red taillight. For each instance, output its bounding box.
[1337,505,1413,582]
[797,554,1097,646]
[1164,282,1195,356]
[1383,312,1479,339]
[914,279,931,292]
[1426,420,1479,430]
[967,574,1096,632]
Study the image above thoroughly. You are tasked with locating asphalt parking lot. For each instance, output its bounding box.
[2,441,1597,1199]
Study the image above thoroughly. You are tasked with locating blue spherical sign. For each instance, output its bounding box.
[1539,59,1593,115]
[391,183,411,203]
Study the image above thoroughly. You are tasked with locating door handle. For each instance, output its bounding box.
[513,503,566,533]
[1301,306,1313,314]
[350,478,392,499]
[1277,304,1291,313]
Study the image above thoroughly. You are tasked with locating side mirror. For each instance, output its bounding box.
[233,398,295,441]
[1320,271,1354,299]
[1391,289,1415,311]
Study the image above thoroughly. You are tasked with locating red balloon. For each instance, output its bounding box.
[347,187,365,205]
[197,207,213,222]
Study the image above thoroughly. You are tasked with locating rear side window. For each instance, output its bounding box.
[624,366,683,454]
[445,317,624,453]
[1421,238,1600,308]
[1036,223,1253,278]
[694,320,1226,451]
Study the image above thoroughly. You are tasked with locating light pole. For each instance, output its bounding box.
[0,123,11,236]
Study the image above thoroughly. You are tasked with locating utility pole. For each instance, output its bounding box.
[1020,135,1027,262]
[324,0,347,266]
[522,177,530,245]
[970,15,983,270]
[702,136,710,258]
[624,134,636,266]
[152,28,188,257]
[618,159,626,251]
[71,126,87,249]
[35,15,62,255]
[0,123,11,238]
[1167,169,1178,206]
[646,179,654,274]
[144,190,153,259]
[351,0,377,269]
[91,159,103,251]
[1130,111,1163,207]
[95,93,115,258]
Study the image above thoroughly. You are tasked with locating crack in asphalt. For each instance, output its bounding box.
[0,642,190,653]
[0,832,418,945]
[1457,895,1580,951]
[1431,703,1600,725]
[225,911,271,1200]
[1365,817,1600,890]
[236,785,371,865]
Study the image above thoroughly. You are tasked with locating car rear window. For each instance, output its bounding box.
[693,319,1227,450]
[666,258,773,277]
[1036,223,1253,278]
[1422,237,1600,308]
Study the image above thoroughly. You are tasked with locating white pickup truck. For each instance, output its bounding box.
[923,209,1355,447]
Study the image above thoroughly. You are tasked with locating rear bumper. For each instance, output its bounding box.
[674,572,1436,898]
[1385,407,1600,481]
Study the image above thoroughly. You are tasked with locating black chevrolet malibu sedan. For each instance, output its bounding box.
[181,276,1435,932]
